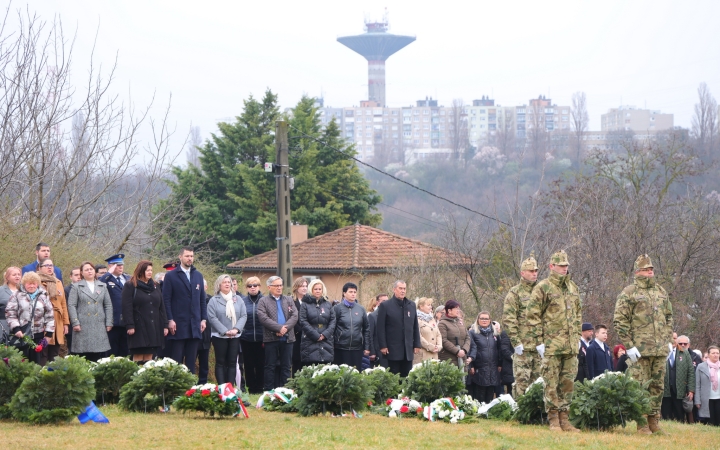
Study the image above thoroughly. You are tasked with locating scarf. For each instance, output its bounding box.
[708,360,720,392]
[479,325,493,336]
[417,310,433,322]
[27,289,40,301]
[136,278,155,294]
[38,272,58,298]
[343,298,354,308]
[221,291,236,326]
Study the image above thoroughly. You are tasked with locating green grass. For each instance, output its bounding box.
[0,402,716,449]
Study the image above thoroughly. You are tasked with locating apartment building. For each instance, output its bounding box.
[600,106,673,132]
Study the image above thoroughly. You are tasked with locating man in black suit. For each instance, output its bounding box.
[575,323,593,382]
[368,293,389,367]
[586,324,613,379]
[376,280,421,377]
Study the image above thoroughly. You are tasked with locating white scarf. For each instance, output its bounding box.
[221,291,236,326]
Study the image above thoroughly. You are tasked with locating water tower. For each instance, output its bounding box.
[337,11,415,106]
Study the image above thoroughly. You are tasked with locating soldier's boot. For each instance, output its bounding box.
[547,410,561,432]
[559,410,579,432]
[647,414,662,433]
[636,415,652,435]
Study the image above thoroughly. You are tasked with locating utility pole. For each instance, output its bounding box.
[275,120,293,292]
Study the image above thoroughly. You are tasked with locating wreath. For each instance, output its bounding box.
[118,358,196,413]
[513,378,546,424]
[173,383,249,418]
[363,366,401,405]
[402,360,466,403]
[0,345,40,418]
[91,356,138,404]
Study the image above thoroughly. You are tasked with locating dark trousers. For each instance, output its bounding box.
[388,359,413,378]
[197,347,210,384]
[26,333,49,366]
[47,344,61,362]
[264,340,293,390]
[241,340,265,393]
[661,395,686,422]
[212,337,240,385]
[292,334,302,376]
[334,348,363,371]
[107,326,129,357]
[495,382,513,397]
[472,384,496,403]
[169,338,200,374]
[708,399,720,426]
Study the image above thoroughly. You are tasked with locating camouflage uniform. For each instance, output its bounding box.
[613,255,673,416]
[502,256,540,398]
[525,251,582,412]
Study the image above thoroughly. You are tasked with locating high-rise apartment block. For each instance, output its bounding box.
[601,106,673,132]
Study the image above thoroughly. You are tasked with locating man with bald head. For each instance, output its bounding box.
[661,333,695,423]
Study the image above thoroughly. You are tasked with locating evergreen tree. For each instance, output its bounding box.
[154,91,381,266]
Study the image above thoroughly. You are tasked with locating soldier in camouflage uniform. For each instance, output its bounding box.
[502,255,540,398]
[525,250,582,432]
[613,254,672,434]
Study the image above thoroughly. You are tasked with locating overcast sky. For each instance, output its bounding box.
[20,0,720,157]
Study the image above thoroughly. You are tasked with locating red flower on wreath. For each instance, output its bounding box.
[400,405,409,414]
[416,407,423,414]
[201,389,211,396]
[386,398,393,405]
[186,389,196,397]
[367,401,373,406]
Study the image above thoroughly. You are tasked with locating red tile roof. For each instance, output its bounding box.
[227,224,464,272]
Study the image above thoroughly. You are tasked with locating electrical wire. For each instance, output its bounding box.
[289,126,516,229]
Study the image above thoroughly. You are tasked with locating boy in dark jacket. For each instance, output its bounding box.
[586,324,613,379]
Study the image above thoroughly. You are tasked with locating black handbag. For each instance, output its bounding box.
[7,295,40,349]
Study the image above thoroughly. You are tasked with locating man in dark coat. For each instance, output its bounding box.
[376,280,421,377]
[368,293,389,368]
[162,247,207,374]
[586,324,613,379]
[98,254,131,357]
[257,276,298,390]
[575,323,593,382]
[22,242,63,281]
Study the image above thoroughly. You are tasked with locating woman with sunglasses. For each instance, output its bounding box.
[240,276,265,394]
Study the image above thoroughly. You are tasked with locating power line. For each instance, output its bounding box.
[319,187,448,231]
[289,126,516,229]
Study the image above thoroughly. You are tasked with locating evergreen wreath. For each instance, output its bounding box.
[118,358,196,413]
[513,378,546,424]
[362,366,401,405]
[290,364,372,416]
[91,356,138,404]
[173,383,247,418]
[0,345,40,418]
[10,356,96,424]
[401,360,466,403]
[569,370,651,430]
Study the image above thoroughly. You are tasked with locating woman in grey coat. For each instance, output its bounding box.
[0,266,22,341]
[695,345,720,425]
[207,274,247,385]
[67,261,113,361]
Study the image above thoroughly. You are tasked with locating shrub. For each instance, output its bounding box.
[257,387,298,412]
[173,383,246,418]
[0,345,41,418]
[291,364,372,416]
[569,371,651,430]
[402,360,465,403]
[91,356,138,404]
[118,358,196,412]
[10,356,96,424]
[513,378,546,424]
[363,366,401,405]
[478,394,517,421]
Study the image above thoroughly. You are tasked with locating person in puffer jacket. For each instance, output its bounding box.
[332,282,369,371]
[299,279,336,366]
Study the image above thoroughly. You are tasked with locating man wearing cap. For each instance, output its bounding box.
[613,254,673,434]
[575,323,594,383]
[99,254,131,357]
[525,250,582,432]
[502,255,540,398]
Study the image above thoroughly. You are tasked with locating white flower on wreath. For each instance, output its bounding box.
[388,411,397,418]
[408,400,421,410]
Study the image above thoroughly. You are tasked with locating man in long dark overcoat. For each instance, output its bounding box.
[162,247,207,374]
[376,280,421,377]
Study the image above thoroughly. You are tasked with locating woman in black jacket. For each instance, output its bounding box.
[468,311,499,403]
[493,321,514,396]
[122,261,168,364]
[291,277,308,375]
[299,280,336,365]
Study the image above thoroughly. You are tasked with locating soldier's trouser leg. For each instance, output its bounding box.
[513,351,540,398]
[542,354,578,412]
[627,356,665,415]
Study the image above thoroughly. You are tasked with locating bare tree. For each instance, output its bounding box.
[570,92,589,167]
[0,7,183,257]
[448,99,469,163]
[527,100,549,165]
[691,82,718,157]
[492,110,515,156]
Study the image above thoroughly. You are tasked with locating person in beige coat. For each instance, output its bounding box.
[438,299,472,365]
[414,297,442,364]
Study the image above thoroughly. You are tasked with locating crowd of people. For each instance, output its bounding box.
[1,243,718,430]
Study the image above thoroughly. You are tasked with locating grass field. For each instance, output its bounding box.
[1,402,717,450]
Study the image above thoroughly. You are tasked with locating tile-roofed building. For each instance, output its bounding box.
[227,224,466,303]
